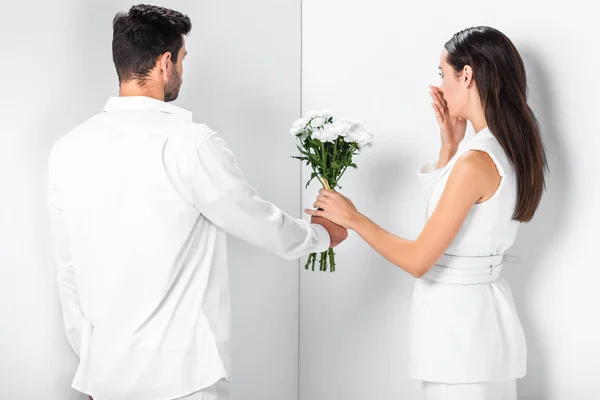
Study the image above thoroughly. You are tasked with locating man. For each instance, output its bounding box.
[47,4,347,400]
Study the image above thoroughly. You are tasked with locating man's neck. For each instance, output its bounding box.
[119,82,164,101]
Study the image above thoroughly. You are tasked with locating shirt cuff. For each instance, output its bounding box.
[311,224,331,254]
[417,160,444,196]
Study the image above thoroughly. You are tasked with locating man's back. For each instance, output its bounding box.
[49,96,333,399]
[49,97,231,399]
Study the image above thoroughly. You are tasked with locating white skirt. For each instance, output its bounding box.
[422,380,517,400]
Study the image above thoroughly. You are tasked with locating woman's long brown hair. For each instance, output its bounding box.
[445,26,548,222]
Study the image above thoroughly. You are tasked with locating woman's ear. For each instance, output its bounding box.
[463,65,473,88]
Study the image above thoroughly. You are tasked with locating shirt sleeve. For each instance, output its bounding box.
[48,145,83,357]
[164,127,330,259]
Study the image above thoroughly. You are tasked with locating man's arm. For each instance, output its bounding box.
[310,215,347,247]
[165,128,347,259]
[48,146,83,356]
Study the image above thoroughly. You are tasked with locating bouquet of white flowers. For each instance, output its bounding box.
[289,110,373,272]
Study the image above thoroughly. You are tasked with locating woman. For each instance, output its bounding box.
[306,26,547,400]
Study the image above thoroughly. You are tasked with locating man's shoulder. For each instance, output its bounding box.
[154,122,213,162]
[177,121,213,146]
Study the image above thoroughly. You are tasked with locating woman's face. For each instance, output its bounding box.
[438,49,470,119]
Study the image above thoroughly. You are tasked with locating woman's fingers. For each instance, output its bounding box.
[430,86,447,111]
[429,92,446,121]
[319,188,335,197]
[304,208,325,218]
[431,102,444,124]
[313,194,331,209]
[313,200,327,209]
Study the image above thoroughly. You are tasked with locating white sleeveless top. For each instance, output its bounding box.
[409,127,527,383]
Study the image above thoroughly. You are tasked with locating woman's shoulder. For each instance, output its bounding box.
[452,149,503,183]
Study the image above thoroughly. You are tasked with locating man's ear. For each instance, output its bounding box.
[157,52,173,79]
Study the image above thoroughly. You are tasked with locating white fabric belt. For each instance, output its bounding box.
[421,254,519,285]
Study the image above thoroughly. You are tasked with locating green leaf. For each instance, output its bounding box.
[307,154,322,167]
[296,145,310,156]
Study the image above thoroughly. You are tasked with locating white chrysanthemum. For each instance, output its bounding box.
[304,110,318,120]
[344,120,373,150]
[289,118,308,138]
[313,120,351,142]
[310,117,327,129]
[356,137,374,151]
[317,109,333,119]
[305,109,333,121]
[329,119,351,138]
[289,111,373,149]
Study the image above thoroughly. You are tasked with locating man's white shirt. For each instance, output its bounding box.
[48,96,330,400]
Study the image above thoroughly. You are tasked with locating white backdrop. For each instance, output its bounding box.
[0,1,303,399]
[1,1,599,399]
[300,1,599,400]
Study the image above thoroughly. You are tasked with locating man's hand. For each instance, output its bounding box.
[311,215,348,247]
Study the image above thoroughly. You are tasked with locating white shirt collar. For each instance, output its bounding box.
[476,126,492,137]
[103,96,192,122]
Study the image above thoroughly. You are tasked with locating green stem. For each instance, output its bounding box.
[305,253,312,270]
[320,251,328,272]
[328,248,335,272]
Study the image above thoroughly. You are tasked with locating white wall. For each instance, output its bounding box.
[3,1,599,399]
[0,1,302,399]
[181,2,303,399]
[300,1,599,400]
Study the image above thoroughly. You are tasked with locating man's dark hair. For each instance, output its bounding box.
[112,4,192,84]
